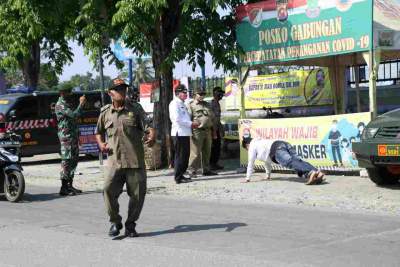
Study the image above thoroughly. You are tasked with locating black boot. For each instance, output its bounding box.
[59,180,73,196]
[68,180,82,194]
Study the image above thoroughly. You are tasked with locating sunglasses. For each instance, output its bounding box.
[197,93,206,96]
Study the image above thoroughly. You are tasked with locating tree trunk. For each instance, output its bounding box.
[20,41,40,89]
[152,46,174,167]
[151,0,182,167]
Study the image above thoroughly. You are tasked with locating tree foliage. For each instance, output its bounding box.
[60,72,112,91]
[119,57,155,87]
[77,0,244,166]
[0,0,79,88]
[3,63,59,90]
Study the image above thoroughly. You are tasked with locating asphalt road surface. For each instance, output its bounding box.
[1,185,399,267]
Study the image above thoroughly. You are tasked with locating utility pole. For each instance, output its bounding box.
[128,58,133,87]
[98,47,105,165]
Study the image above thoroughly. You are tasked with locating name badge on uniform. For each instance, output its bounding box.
[128,112,134,118]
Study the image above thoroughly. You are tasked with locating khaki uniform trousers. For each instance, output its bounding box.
[103,167,147,228]
[188,128,212,174]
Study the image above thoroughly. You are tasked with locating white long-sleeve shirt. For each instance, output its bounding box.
[246,139,275,180]
[169,97,192,136]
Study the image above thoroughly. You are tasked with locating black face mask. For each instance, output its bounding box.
[215,92,224,100]
[64,94,74,102]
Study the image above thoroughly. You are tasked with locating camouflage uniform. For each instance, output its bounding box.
[55,96,83,182]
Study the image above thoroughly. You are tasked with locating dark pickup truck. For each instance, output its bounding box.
[353,109,400,185]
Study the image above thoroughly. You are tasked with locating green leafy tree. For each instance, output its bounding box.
[4,63,59,90]
[133,57,155,86]
[3,67,24,88]
[62,72,112,91]
[0,0,79,89]
[38,64,59,90]
[78,0,242,166]
[119,57,155,87]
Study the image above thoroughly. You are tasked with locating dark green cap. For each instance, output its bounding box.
[57,83,73,92]
[109,78,128,91]
[194,88,207,95]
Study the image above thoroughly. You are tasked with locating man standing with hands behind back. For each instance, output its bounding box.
[210,86,225,170]
[95,78,155,238]
[55,83,86,196]
[169,85,199,184]
[187,88,218,177]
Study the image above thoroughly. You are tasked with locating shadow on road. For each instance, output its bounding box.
[139,222,247,238]
[270,176,329,185]
[22,192,65,202]
[22,156,96,166]
[193,173,242,182]
[22,189,103,202]
[113,222,247,240]
[377,183,400,190]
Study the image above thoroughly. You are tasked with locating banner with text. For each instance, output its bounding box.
[79,124,99,154]
[225,68,333,110]
[239,113,371,170]
[236,0,373,65]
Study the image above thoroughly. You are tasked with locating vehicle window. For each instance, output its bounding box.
[82,93,103,112]
[14,97,39,119]
[38,94,59,117]
[0,99,15,115]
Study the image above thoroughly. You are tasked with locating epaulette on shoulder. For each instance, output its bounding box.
[100,104,111,113]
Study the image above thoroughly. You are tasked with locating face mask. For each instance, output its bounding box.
[64,95,73,102]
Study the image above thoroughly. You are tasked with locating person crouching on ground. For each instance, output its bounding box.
[242,137,325,185]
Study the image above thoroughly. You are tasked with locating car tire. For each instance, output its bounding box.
[367,167,399,185]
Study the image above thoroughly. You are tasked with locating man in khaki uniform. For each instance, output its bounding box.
[210,86,225,170]
[187,88,218,177]
[95,79,155,238]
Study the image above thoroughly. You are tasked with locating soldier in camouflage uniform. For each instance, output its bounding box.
[95,78,155,238]
[187,88,218,177]
[55,84,86,196]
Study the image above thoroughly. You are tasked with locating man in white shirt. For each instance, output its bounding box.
[242,137,324,185]
[169,85,199,184]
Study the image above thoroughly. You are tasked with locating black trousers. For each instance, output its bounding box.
[210,132,221,165]
[172,136,190,181]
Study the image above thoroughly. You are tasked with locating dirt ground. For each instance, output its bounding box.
[22,154,400,216]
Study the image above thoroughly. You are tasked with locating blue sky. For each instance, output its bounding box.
[59,42,225,81]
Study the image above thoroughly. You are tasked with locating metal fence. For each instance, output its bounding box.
[187,76,225,97]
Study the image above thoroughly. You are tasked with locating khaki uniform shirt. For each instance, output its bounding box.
[187,100,215,130]
[95,102,146,168]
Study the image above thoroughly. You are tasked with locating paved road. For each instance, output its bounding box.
[1,185,399,267]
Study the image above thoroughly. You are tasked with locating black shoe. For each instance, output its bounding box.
[203,170,218,176]
[59,180,75,196]
[108,223,123,237]
[125,228,139,238]
[175,177,192,184]
[68,180,82,194]
[210,164,224,170]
